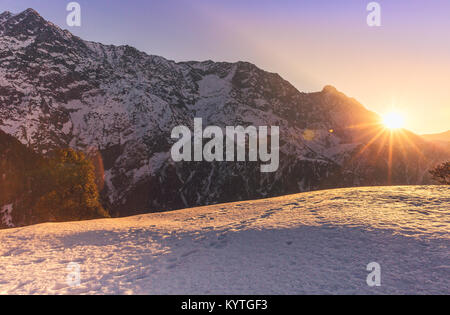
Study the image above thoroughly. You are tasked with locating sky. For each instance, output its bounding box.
[1,0,449,134]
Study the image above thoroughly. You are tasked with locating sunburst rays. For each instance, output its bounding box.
[344,121,425,184]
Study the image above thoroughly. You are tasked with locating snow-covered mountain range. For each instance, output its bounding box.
[0,9,449,221]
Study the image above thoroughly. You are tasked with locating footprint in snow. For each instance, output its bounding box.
[181,249,198,258]
[166,263,177,270]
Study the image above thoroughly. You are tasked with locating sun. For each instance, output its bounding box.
[383,112,405,129]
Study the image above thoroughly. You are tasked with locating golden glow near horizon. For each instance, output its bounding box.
[383,112,405,130]
[184,2,450,135]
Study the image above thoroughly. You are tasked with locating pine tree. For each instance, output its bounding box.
[32,149,109,222]
[429,161,450,185]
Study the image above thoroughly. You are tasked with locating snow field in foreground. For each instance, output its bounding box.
[0,186,448,294]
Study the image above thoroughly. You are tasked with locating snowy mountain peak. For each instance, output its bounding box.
[0,8,68,39]
[22,8,40,15]
[2,8,45,24]
[0,11,14,23]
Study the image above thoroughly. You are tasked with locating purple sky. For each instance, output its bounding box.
[2,0,450,134]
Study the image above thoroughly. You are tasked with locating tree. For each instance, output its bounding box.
[429,161,450,185]
[32,149,109,222]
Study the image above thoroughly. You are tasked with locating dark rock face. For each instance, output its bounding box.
[1,9,449,218]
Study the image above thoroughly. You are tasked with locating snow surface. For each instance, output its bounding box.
[0,186,448,295]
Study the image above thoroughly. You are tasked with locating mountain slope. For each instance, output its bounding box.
[0,186,448,294]
[422,131,450,151]
[422,130,450,142]
[0,9,449,217]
